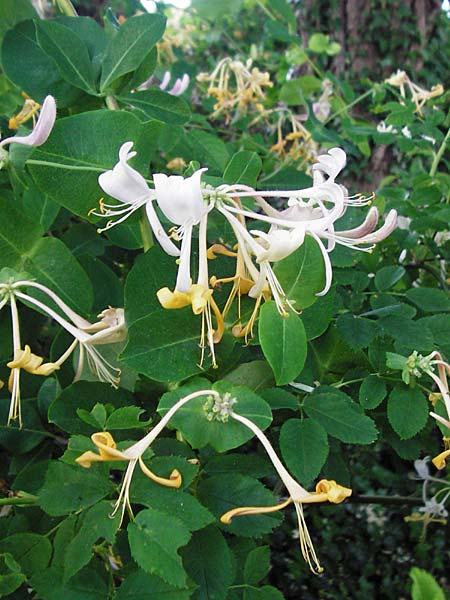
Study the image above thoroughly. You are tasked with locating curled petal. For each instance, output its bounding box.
[138,456,182,488]
[337,207,379,238]
[159,71,171,90]
[168,74,190,96]
[432,449,450,470]
[0,95,56,148]
[75,431,127,467]
[220,498,292,524]
[98,142,151,205]
[361,209,397,244]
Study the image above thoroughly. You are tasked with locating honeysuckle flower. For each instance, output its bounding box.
[384,70,444,114]
[138,71,190,95]
[76,389,220,523]
[215,404,351,573]
[197,57,272,122]
[377,121,397,134]
[0,275,127,425]
[0,95,56,149]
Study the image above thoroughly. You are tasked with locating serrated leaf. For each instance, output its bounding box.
[116,569,193,600]
[100,13,166,91]
[259,302,307,385]
[197,474,282,537]
[336,313,378,350]
[374,266,405,291]
[279,418,329,484]
[406,287,450,312]
[64,501,120,580]
[181,526,233,600]
[379,316,434,351]
[387,385,428,439]
[0,534,51,578]
[358,375,387,409]
[128,508,191,588]
[38,462,112,516]
[244,546,271,585]
[303,387,378,444]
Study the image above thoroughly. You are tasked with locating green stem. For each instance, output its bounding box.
[0,492,38,506]
[55,0,77,16]
[139,206,153,252]
[26,159,104,173]
[324,88,374,125]
[430,126,450,178]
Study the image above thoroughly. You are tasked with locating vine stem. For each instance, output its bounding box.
[0,492,38,506]
[430,125,450,178]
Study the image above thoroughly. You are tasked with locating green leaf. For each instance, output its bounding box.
[49,381,135,435]
[374,266,405,291]
[116,569,193,600]
[0,197,43,269]
[0,534,51,578]
[301,286,336,340]
[36,20,97,94]
[30,566,110,600]
[1,20,79,104]
[38,461,112,516]
[336,314,378,350]
[181,526,234,600]
[260,388,298,410]
[0,0,37,45]
[23,236,94,316]
[186,129,229,174]
[406,287,450,312]
[198,474,283,537]
[244,546,271,585]
[279,418,329,484]
[0,553,25,596]
[386,352,407,370]
[64,502,120,580]
[358,375,387,409]
[29,110,162,217]
[223,151,262,188]
[308,33,330,53]
[131,472,215,532]
[121,308,205,381]
[100,13,166,91]
[274,237,326,310]
[128,508,191,588]
[158,379,272,451]
[379,316,434,351]
[224,360,275,392]
[410,567,445,600]
[303,387,378,444]
[259,302,307,385]
[106,406,151,430]
[118,90,191,124]
[387,385,428,439]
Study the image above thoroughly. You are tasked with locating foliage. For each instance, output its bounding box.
[0,0,449,598]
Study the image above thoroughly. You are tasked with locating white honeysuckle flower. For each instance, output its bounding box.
[76,388,221,523]
[159,71,172,90]
[153,168,211,294]
[0,277,128,426]
[311,147,347,185]
[167,73,190,96]
[0,95,56,149]
[96,142,180,256]
[377,121,397,134]
[219,408,351,573]
[402,126,412,139]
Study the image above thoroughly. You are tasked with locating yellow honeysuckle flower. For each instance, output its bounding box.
[7,345,60,376]
[208,399,351,573]
[432,449,450,470]
[75,389,221,523]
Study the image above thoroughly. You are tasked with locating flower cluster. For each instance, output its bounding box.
[0,271,126,427]
[93,143,397,366]
[384,70,444,115]
[76,389,351,571]
[197,57,273,122]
